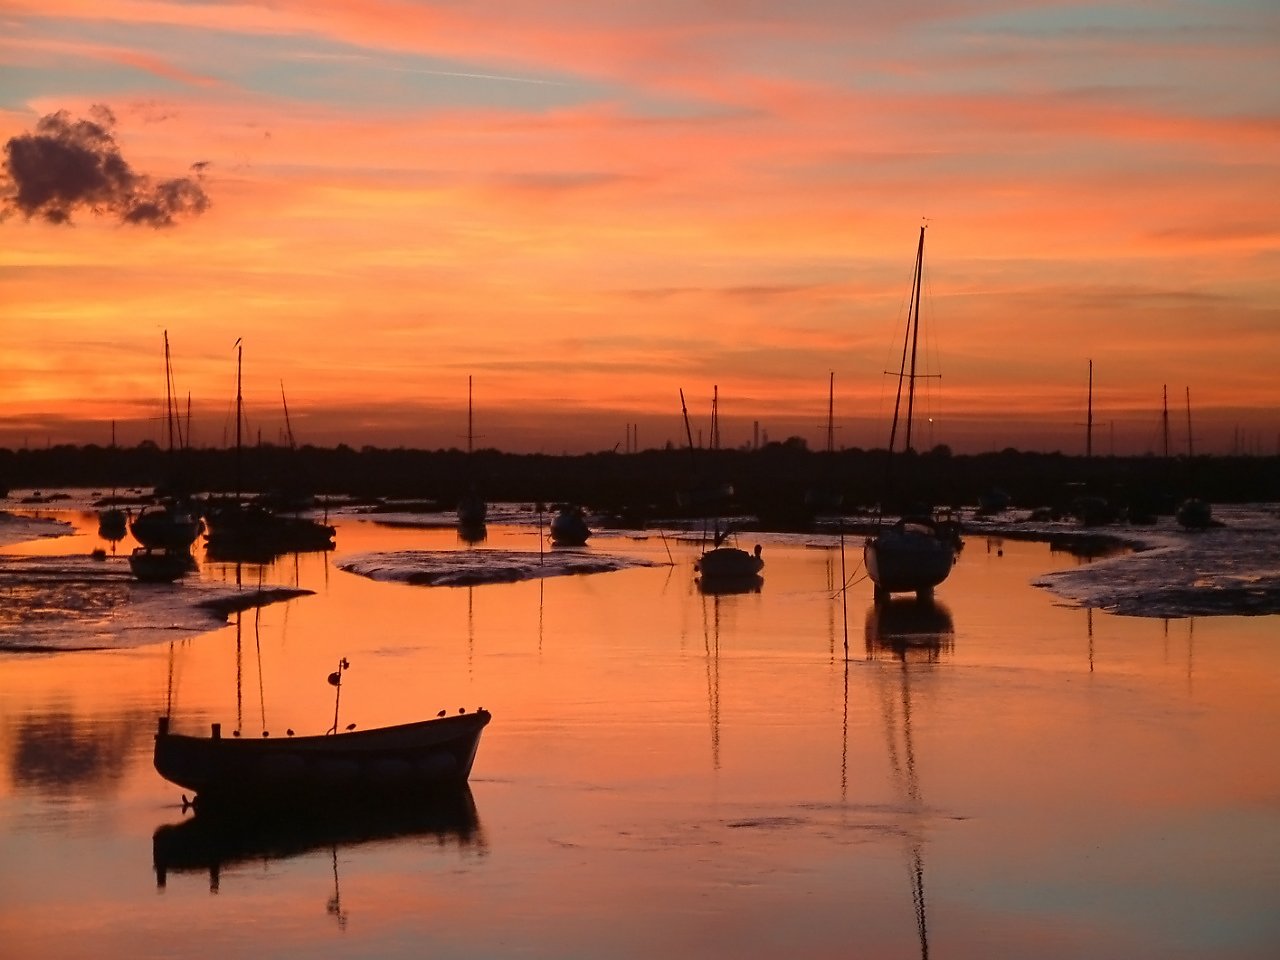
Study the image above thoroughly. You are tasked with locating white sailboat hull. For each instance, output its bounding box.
[864,525,955,598]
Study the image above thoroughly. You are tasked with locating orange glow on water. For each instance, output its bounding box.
[2,503,1279,956]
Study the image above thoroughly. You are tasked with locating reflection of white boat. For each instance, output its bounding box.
[549,505,591,546]
[865,596,955,662]
[865,226,959,601]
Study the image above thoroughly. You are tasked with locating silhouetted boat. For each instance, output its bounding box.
[131,503,202,550]
[129,546,196,583]
[803,372,844,515]
[204,500,336,558]
[1176,497,1213,529]
[456,376,488,527]
[865,226,959,601]
[549,504,591,546]
[202,340,335,558]
[695,542,764,580]
[96,420,129,542]
[133,332,203,550]
[154,709,491,812]
[154,657,490,812]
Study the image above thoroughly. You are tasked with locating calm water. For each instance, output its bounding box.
[2,502,1278,959]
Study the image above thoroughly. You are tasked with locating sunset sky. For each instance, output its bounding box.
[2,1,1278,456]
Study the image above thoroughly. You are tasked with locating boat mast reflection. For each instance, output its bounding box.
[865,596,955,959]
[701,590,722,771]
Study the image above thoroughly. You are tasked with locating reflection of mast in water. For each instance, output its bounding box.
[327,847,348,931]
[1087,606,1094,673]
[701,591,722,771]
[879,660,930,959]
[868,600,951,960]
[467,584,475,677]
[234,609,243,736]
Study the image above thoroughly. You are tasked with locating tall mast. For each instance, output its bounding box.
[1162,384,1170,458]
[712,385,719,451]
[827,371,835,454]
[163,330,176,453]
[903,225,926,454]
[1185,387,1194,457]
[235,338,243,502]
[280,380,296,450]
[467,375,474,455]
[1086,359,1093,459]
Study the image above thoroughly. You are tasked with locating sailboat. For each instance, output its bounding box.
[549,503,591,546]
[130,332,202,579]
[864,226,959,602]
[678,388,764,583]
[97,421,128,543]
[803,371,844,515]
[456,376,487,529]
[203,340,335,560]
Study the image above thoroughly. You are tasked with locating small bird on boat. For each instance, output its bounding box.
[345,723,356,731]
[437,709,446,717]
[286,729,294,737]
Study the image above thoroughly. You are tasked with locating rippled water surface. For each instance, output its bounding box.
[1,498,1278,959]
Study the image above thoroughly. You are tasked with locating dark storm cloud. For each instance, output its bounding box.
[1,105,210,227]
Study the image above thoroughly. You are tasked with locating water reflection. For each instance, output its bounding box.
[457,522,487,545]
[864,597,955,663]
[1048,533,1131,562]
[695,573,763,595]
[7,709,151,794]
[152,786,485,893]
[873,633,937,958]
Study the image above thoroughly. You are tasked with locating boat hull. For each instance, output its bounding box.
[203,503,335,558]
[131,506,202,550]
[154,710,491,811]
[864,526,955,598]
[695,546,764,579]
[549,510,591,546]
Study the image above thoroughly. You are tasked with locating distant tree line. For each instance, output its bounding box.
[1,440,1276,529]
